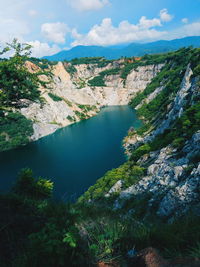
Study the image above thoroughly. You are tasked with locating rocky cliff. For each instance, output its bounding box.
[118,62,200,218]
[80,47,200,221]
[20,60,162,140]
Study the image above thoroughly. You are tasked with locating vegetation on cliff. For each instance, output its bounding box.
[0,111,33,151]
[74,47,200,265]
[1,45,200,266]
[0,171,200,266]
[0,40,51,152]
[80,47,200,202]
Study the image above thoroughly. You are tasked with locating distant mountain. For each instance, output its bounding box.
[44,36,200,61]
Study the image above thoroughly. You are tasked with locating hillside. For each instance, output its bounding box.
[0,48,166,152]
[44,36,200,61]
[0,43,200,266]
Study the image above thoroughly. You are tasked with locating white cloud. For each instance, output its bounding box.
[68,0,109,11]
[158,21,200,41]
[0,17,29,43]
[139,16,162,29]
[179,22,200,37]
[71,16,167,47]
[182,18,189,24]
[28,9,38,17]
[41,22,69,44]
[28,40,61,57]
[160,8,173,22]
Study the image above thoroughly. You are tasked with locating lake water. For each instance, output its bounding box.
[0,106,141,200]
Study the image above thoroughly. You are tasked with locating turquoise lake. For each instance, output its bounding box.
[0,106,141,200]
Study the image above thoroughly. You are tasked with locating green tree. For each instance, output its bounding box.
[0,39,44,106]
[14,168,53,200]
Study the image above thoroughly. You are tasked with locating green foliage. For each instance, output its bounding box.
[79,163,145,201]
[120,53,170,82]
[188,242,200,258]
[0,168,200,266]
[1,47,200,266]
[131,144,151,161]
[193,64,200,77]
[0,111,33,152]
[88,75,105,87]
[124,165,146,187]
[74,110,88,120]
[63,98,73,107]
[153,101,200,150]
[100,67,121,76]
[67,115,76,122]
[29,58,57,70]
[172,137,185,148]
[78,104,97,112]
[70,57,113,68]
[120,61,139,80]
[63,232,77,248]
[73,105,97,120]
[0,39,48,107]
[119,214,200,255]
[64,63,77,76]
[14,168,53,199]
[84,219,125,263]
[136,123,152,136]
[0,40,52,151]
[48,92,63,101]
[130,101,200,162]
[88,67,120,87]
[0,170,86,267]
[131,47,200,124]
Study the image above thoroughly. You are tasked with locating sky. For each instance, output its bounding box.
[0,0,200,57]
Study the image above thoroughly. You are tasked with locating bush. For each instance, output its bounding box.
[0,111,34,152]
[74,110,88,120]
[0,39,49,107]
[131,144,151,162]
[14,168,53,199]
[88,75,105,87]
[67,115,76,122]
[64,63,77,76]
[130,47,199,123]
[48,93,63,101]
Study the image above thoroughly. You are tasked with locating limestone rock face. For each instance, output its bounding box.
[20,61,162,140]
[135,86,164,110]
[105,180,123,197]
[145,64,193,142]
[125,64,164,94]
[115,65,200,218]
[124,64,194,154]
[118,130,200,218]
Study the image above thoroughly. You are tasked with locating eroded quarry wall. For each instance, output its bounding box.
[21,61,163,140]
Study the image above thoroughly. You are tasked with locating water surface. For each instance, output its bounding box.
[0,106,141,200]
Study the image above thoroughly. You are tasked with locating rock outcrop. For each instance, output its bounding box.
[119,131,200,218]
[110,65,200,219]
[20,61,162,140]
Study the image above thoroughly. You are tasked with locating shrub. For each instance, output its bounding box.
[48,93,63,102]
[67,115,76,122]
[131,144,151,162]
[88,75,105,87]
[0,111,34,152]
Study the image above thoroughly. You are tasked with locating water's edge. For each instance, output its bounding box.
[0,106,141,200]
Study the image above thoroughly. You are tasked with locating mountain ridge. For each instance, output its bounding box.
[44,36,200,61]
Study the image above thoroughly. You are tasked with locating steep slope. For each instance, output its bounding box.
[19,59,163,141]
[1,47,200,267]
[80,47,200,220]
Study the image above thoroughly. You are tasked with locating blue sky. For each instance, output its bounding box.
[0,0,200,57]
